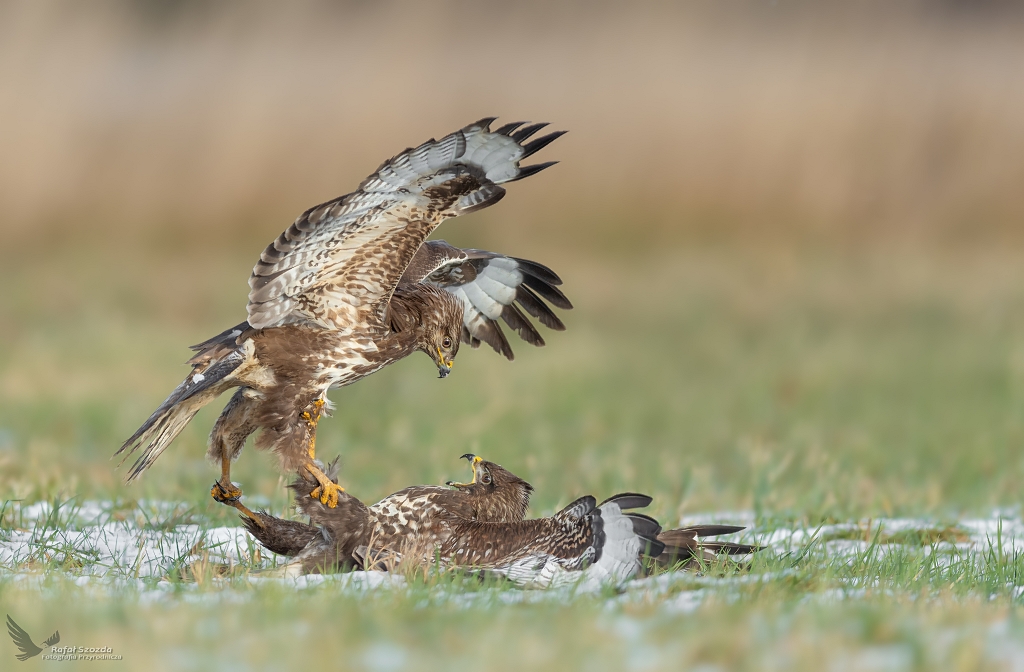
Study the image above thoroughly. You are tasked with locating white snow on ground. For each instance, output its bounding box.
[3,499,1024,604]
[0,499,261,579]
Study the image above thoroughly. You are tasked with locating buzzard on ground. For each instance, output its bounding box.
[115,120,570,520]
[243,454,534,573]
[245,456,760,584]
[437,495,757,588]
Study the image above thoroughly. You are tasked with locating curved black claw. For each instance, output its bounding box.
[211,481,242,504]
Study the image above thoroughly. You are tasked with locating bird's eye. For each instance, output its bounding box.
[442,337,452,349]
[481,473,492,485]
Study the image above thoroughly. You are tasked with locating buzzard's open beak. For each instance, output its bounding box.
[446,453,479,487]
[436,346,454,379]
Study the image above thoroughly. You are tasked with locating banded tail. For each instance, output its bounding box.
[115,324,250,481]
[653,525,761,569]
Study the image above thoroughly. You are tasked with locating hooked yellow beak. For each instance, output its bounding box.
[436,345,454,379]
[445,453,480,487]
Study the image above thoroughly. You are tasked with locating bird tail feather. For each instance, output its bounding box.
[653,526,761,569]
[115,345,246,481]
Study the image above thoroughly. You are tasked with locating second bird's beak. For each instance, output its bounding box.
[446,453,478,487]
[436,346,454,379]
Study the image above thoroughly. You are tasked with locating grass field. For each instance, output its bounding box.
[4,242,1024,670]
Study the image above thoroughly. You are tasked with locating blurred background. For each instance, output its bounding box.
[2,0,1024,522]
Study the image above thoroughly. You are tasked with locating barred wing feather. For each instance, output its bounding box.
[444,494,662,589]
[402,240,573,360]
[247,119,564,330]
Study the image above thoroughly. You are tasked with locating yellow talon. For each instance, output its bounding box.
[310,481,345,508]
[211,481,242,503]
[305,459,344,508]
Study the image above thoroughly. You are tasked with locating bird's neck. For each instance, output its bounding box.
[478,483,533,522]
[379,288,430,359]
[377,329,420,362]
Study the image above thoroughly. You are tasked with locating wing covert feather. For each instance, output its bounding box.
[404,241,572,360]
[247,119,563,330]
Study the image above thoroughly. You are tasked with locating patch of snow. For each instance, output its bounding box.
[7,499,1024,608]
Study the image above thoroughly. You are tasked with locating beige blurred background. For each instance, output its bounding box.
[3,1,1024,514]
[2,0,1023,253]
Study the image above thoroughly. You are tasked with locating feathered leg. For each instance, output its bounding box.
[300,399,345,508]
[208,388,263,524]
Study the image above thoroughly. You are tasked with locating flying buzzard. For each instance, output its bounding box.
[115,119,570,520]
[245,456,759,584]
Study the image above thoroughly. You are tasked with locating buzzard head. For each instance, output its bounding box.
[446,454,534,522]
[418,288,463,378]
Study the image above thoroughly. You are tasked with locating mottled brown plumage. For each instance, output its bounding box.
[435,494,665,588]
[244,455,533,573]
[115,119,570,517]
[247,458,760,586]
[243,460,373,573]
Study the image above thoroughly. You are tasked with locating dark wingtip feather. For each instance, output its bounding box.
[510,161,558,182]
[495,121,527,136]
[682,524,747,537]
[521,130,568,159]
[511,122,549,142]
[515,286,566,331]
[626,512,663,539]
[500,303,545,348]
[469,117,498,131]
[475,320,515,361]
[641,537,666,558]
[600,493,654,510]
[513,257,565,286]
[522,275,573,310]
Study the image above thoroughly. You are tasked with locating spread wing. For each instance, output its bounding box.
[247,119,565,330]
[442,517,596,568]
[442,494,663,588]
[443,496,598,568]
[400,240,572,360]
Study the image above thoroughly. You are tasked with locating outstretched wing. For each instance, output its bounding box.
[42,631,60,647]
[6,615,40,660]
[442,516,595,568]
[247,119,565,330]
[400,240,572,360]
